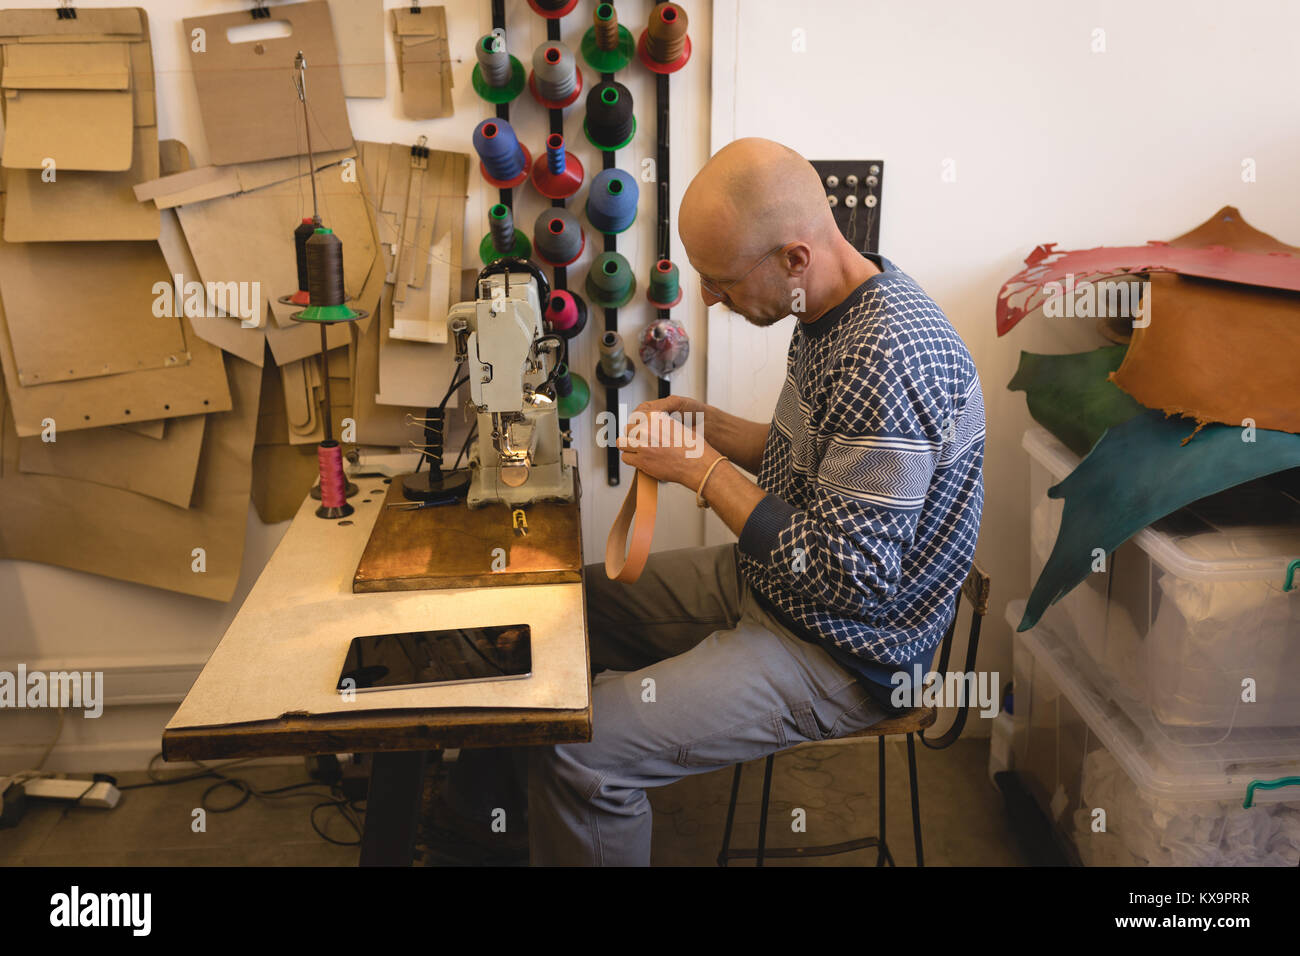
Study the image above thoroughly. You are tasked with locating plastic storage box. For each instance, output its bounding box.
[1023,426,1300,734]
[1009,600,1300,867]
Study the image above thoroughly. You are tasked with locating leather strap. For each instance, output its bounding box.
[604,468,658,582]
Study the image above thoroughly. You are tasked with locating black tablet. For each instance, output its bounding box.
[336,624,532,693]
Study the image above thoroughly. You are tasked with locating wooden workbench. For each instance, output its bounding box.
[162,476,591,864]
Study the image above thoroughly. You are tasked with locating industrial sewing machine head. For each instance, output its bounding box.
[447,258,576,509]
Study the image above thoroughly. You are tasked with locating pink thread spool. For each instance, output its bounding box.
[316,442,353,519]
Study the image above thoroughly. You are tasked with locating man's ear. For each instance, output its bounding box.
[783,242,812,277]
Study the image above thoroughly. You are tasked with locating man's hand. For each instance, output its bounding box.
[631,395,708,443]
[616,408,718,489]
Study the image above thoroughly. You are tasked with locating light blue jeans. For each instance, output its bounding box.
[446,543,890,865]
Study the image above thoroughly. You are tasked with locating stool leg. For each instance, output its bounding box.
[717,763,744,867]
[906,732,924,867]
[756,754,775,867]
[876,736,889,867]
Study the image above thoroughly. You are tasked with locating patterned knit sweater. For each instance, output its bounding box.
[737,254,985,691]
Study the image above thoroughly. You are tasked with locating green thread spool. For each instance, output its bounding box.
[585,251,636,308]
[647,258,682,308]
[555,363,591,418]
[479,203,531,264]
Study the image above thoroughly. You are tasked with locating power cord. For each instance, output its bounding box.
[115,753,364,847]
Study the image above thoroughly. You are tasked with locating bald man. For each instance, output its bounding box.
[445,138,985,866]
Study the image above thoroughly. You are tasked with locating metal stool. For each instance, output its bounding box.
[717,562,990,867]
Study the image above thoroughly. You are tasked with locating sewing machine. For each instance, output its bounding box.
[449,258,575,509]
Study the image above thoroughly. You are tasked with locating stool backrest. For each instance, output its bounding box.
[921,561,990,750]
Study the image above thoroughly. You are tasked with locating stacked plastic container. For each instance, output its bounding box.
[1010,426,1300,866]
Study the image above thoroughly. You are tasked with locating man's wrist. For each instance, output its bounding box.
[683,447,721,489]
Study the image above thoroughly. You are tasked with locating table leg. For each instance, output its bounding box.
[359,750,429,866]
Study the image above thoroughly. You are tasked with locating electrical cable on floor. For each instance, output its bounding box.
[112,753,364,847]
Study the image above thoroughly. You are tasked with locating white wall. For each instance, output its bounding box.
[708,0,1300,733]
[0,0,713,773]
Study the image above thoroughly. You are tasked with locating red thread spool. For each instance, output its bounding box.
[316,441,353,518]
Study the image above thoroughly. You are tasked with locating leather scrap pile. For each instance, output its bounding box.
[1000,206,1300,630]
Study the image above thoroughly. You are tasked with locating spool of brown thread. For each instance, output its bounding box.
[306,230,347,307]
[644,3,688,64]
[594,3,619,51]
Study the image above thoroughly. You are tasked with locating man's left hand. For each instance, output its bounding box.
[616,409,716,488]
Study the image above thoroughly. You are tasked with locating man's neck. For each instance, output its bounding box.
[799,247,881,325]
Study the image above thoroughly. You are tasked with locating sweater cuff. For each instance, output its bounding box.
[738,493,798,562]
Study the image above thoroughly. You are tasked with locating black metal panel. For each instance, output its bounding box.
[810,160,885,255]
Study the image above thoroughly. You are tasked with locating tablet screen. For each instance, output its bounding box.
[337,624,532,693]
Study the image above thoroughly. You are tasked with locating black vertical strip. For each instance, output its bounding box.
[493,0,510,212]
[599,73,621,485]
[656,73,670,261]
[541,9,571,446]
[655,68,672,397]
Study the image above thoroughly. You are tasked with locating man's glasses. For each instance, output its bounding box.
[697,243,788,299]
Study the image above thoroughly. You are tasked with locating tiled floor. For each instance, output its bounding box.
[0,738,1028,866]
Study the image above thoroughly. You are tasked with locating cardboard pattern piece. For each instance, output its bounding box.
[0,7,161,239]
[374,146,467,408]
[4,127,160,242]
[0,233,187,386]
[0,356,260,602]
[147,141,317,369]
[18,412,206,508]
[183,1,354,166]
[392,6,452,120]
[995,207,1300,335]
[329,0,385,98]
[250,442,323,523]
[157,206,266,369]
[0,286,232,438]
[121,418,166,439]
[144,151,377,366]
[348,142,467,441]
[0,41,132,170]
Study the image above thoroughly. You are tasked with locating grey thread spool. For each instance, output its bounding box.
[533,41,577,102]
[534,207,582,264]
[476,33,510,87]
[489,203,516,253]
[599,331,629,378]
[306,230,346,306]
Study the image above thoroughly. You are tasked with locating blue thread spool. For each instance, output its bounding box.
[585,168,638,234]
[531,131,584,199]
[473,117,531,188]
